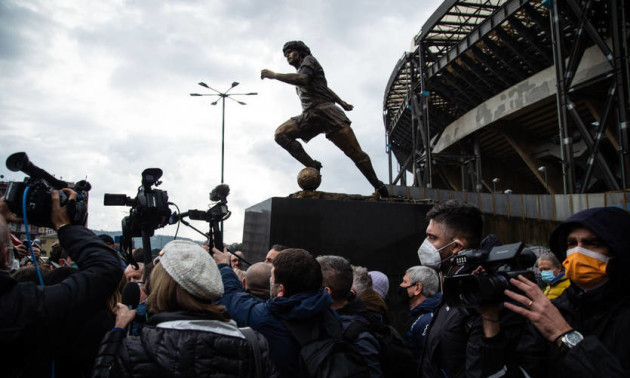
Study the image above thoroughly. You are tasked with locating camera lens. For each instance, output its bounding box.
[444,274,509,308]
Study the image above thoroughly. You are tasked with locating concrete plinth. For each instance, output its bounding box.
[242,196,433,331]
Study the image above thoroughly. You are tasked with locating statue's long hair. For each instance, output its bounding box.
[283,40,311,58]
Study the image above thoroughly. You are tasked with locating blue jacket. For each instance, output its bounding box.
[218,264,333,378]
[407,292,442,360]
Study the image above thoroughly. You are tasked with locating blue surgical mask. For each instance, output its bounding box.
[540,270,555,283]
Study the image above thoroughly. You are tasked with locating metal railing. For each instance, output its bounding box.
[390,186,630,221]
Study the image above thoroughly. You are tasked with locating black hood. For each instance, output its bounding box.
[549,207,630,267]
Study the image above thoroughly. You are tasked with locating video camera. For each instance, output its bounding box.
[169,184,231,251]
[104,168,171,265]
[4,152,91,229]
[443,242,536,308]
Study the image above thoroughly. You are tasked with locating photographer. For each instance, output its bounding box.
[479,207,630,377]
[0,190,123,376]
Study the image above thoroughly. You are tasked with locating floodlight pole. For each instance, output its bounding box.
[190,82,257,183]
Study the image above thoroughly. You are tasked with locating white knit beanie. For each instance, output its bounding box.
[369,271,390,299]
[159,240,224,300]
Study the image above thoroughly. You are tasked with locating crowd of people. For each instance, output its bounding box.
[1,190,629,377]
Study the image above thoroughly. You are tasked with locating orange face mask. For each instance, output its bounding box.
[563,246,610,289]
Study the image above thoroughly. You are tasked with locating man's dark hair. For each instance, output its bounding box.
[426,200,483,248]
[271,244,289,252]
[11,266,49,284]
[317,255,353,301]
[45,266,78,285]
[273,248,322,297]
[132,248,144,263]
[98,234,115,245]
[282,41,311,58]
[49,243,69,264]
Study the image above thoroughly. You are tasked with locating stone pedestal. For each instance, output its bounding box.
[242,196,433,331]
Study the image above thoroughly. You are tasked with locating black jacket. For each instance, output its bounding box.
[480,282,630,378]
[419,264,528,377]
[0,225,123,377]
[419,300,483,377]
[92,311,277,377]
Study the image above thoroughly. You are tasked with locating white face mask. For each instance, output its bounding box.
[417,238,458,270]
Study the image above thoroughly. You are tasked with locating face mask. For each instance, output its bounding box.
[540,270,556,283]
[417,239,458,270]
[563,246,610,289]
[398,285,412,306]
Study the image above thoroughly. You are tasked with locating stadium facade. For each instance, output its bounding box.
[383,0,629,206]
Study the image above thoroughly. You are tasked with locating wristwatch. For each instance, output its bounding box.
[558,330,584,353]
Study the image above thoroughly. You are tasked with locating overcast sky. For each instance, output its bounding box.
[0,0,441,244]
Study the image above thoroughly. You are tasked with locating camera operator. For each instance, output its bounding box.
[478,207,630,377]
[0,189,123,376]
[419,200,516,378]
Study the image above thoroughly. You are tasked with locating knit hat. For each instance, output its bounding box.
[158,240,224,300]
[369,271,389,299]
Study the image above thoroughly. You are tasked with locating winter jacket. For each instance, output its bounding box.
[0,225,123,377]
[359,288,391,324]
[406,292,441,360]
[543,274,570,300]
[419,299,482,377]
[337,296,383,378]
[92,311,276,377]
[479,282,630,378]
[217,264,334,378]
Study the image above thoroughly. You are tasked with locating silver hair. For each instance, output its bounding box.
[316,255,350,272]
[351,265,372,295]
[406,265,440,298]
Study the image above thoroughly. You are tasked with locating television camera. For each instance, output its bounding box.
[104,168,171,266]
[443,242,537,308]
[4,152,91,229]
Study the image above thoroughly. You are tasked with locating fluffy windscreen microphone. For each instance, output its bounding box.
[210,184,230,202]
[121,282,141,309]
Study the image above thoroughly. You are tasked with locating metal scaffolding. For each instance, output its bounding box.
[383,0,630,194]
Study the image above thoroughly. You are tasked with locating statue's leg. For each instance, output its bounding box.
[328,126,388,197]
[274,119,322,170]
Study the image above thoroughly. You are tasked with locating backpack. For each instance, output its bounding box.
[344,316,417,378]
[282,310,370,378]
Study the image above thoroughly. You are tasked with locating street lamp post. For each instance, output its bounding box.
[191,81,257,183]
[538,166,548,191]
[492,177,500,193]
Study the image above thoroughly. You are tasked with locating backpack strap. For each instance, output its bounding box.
[240,327,264,378]
[343,320,370,342]
[281,318,321,346]
[282,309,341,346]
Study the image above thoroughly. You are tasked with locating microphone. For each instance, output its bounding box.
[121,282,141,310]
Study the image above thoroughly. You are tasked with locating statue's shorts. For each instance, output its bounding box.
[291,103,351,142]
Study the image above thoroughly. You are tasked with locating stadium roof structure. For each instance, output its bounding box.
[383,0,629,195]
